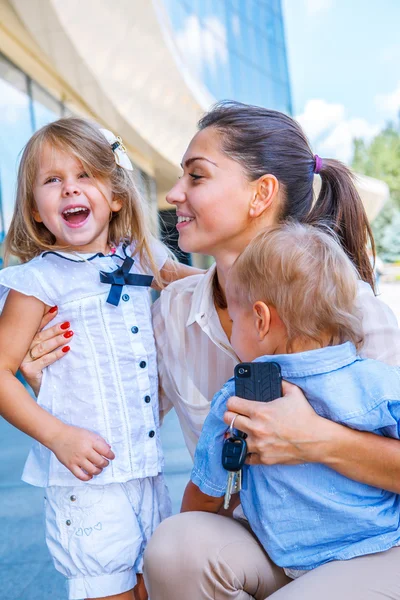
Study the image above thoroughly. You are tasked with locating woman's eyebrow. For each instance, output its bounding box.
[181,157,218,168]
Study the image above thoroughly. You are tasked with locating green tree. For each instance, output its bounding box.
[352,120,400,208]
[352,119,400,261]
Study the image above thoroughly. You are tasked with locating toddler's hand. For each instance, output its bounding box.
[48,424,115,481]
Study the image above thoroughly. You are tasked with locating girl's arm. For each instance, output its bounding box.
[224,380,400,494]
[0,291,114,481]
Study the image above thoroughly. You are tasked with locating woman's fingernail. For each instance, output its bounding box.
[63,330,73,339]
[62,346,70,353]
[49,306,58,313]
[60,322,70,330]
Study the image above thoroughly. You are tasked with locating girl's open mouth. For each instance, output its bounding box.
[62,206,90,227]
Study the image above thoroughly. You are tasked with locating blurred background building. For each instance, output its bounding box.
[0,0,293,265]
[0,0,391,262]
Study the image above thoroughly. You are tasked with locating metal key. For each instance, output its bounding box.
[222,435,247,509]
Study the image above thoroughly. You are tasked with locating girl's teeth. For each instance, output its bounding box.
[63,207,88,215]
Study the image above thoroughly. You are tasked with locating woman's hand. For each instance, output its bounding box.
[47,423,115,481]
[224,380,333,466]
[20,307,73,397]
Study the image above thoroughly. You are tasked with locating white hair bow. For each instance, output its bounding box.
[99,128,134,171]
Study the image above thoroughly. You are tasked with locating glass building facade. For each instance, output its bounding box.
[161,0,292,113]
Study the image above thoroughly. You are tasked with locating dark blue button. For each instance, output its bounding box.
[140,361,147,369]
[131,326,139,334]
[149,430,155,438]
[144,395,151,403]
[122,294,130,302]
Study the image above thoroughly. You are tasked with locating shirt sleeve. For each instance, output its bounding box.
[341,394,400,439]
[0,262,55,312]
[357,281,400,366]
[191,381,234,497]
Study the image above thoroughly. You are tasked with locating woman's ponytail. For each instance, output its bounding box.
[306,158,376,292]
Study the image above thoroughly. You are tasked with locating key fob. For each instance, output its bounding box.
[222,435,247,472]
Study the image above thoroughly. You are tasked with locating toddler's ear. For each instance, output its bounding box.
[253,301,271,340]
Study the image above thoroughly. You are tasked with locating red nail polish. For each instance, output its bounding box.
[62,346,70,353]
[60,322,70,330]
[49,306,58,313]
[63,330,73,339]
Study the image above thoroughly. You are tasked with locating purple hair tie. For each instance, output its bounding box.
[314,155,323,174]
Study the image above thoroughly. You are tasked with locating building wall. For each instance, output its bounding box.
[0,0,386,267]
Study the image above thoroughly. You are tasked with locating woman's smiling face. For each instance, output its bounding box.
[166,127,256,258]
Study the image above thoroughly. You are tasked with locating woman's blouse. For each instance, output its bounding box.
[153,264,400,458]
[0,242,168,487]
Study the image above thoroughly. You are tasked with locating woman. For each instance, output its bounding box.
[22,102,400,599]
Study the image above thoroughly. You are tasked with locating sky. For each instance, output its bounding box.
[282,0,400,163]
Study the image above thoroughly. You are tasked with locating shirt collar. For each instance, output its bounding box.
[41,244,126,263]
[186,263,217,327]
[254,341,359,378]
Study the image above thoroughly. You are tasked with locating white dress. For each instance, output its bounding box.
[0,242,167,488]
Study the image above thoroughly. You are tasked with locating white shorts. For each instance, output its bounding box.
[44,475,171,599]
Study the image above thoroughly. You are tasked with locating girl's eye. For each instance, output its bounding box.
[44,177,60,184]
[189,173,203,181]
[79,172,89,179]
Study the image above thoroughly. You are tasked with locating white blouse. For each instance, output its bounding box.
[153,264,400,458]
[0,242,168,487]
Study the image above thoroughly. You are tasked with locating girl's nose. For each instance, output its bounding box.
[166,181,186,206]
[62,182,81,197]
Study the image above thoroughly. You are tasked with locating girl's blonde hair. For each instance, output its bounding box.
[5,117,162,285]
[228,222,364,352]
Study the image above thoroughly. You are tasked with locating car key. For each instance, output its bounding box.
[222,434,247,509]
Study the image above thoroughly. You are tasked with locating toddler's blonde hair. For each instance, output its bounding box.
[228,222,364,352]
[5,117,162,285]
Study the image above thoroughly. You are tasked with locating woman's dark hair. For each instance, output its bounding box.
[198,101,376,293]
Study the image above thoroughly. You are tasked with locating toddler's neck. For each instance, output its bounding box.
[273,331,337,355]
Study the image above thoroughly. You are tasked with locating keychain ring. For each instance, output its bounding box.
[229,414,238,434]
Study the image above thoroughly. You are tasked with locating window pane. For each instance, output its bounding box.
[0,55,33,236]
[32,82,63,130]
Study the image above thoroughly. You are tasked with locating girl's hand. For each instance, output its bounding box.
[20,307,72,396]
[48,424,115,482]
[224,381,332,466]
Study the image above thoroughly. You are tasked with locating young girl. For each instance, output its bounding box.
[0,118,193,600]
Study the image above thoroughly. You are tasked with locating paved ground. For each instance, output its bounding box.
[0,405,191,600]
[1,282,399,600]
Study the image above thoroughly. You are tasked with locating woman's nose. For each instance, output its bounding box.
[166,181,186,206]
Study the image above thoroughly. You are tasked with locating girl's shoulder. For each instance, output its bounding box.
[0,255,56,310]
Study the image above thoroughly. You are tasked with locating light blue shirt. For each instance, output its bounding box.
[191,342,400,571]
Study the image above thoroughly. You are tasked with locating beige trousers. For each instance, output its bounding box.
[143,512,400,600]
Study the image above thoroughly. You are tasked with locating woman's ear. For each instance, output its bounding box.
[253,301,271,340]
[249,174,279,218]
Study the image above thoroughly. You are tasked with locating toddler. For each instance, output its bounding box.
[183,223,400,578]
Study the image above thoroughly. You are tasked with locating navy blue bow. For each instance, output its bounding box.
[100,256,153,306]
